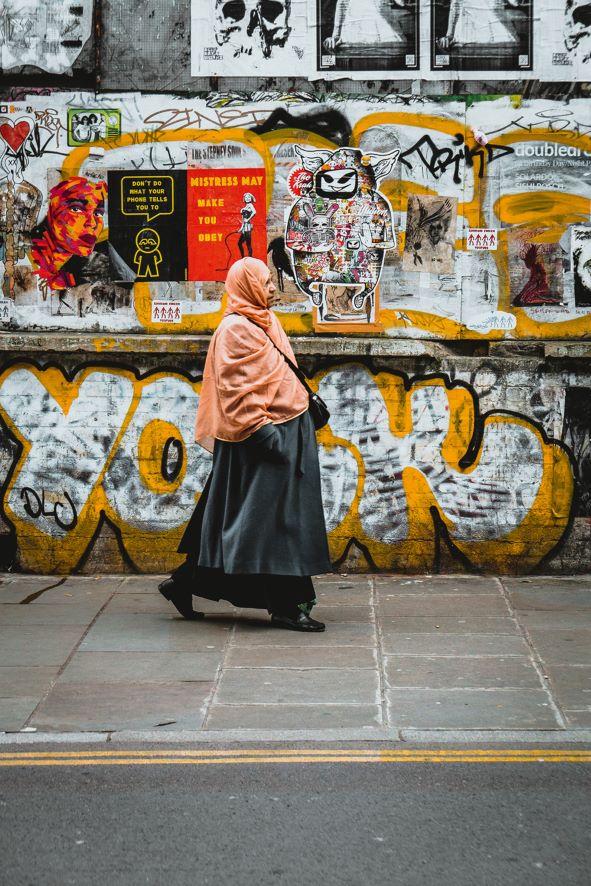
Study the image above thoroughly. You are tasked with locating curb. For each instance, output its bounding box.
[1,728,591,745]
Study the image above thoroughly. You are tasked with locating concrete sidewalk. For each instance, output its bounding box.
[0,573,590,737]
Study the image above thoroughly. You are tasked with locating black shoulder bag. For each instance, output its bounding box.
[240,316,330,430]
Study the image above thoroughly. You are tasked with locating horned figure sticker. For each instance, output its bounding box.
[285,146,399,322]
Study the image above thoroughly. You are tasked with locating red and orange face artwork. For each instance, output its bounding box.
[31,176,107,290]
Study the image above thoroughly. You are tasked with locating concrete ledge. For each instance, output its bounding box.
[0,332,590,360]
[1,728,591,745]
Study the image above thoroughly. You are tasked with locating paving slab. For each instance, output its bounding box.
[0,697,41,731]
[543,665,591,709]
[314,589,373,606]
[204,703,382,730]
[526,629,591,666]
[562,709,591,728]
[58,577,125,599]
[214,668,379,705]
[377,595,510,616]
[104,592,175,614]
[118,576,166,593]
[515,611,591,629]
[0,625,87,666]
[317,604,373,623]
[0,666,59,696]
[386,689,560,729]
[506,588,591,611]
[79,612,230,652]
[503,577,591,593]
[380,616,520,635]
[384,655,542,690]
[58,651,223,683]
[375,576,502,594]
[2,584,113,607]
[380,632,530,657]
[0,579,64,604]
[232,620,377,647]
[0,603,103,626]
[225,645,377,669]
[29,682,212,731]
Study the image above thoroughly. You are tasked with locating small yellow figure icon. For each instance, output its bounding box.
[134,227,162,278]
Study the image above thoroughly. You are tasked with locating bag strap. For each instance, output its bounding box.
[227,313,314,397]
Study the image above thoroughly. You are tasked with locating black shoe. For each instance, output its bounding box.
[158,578,204,621]
[271,612,325,632]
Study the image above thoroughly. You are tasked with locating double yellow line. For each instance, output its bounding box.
[0,748,590,767]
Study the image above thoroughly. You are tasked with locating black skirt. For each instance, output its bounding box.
[176,410,332,609]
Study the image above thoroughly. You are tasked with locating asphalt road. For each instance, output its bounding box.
[0,745,589,886]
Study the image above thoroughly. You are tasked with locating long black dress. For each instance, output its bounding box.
[175,410,332,614]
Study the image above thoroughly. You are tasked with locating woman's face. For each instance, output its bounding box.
[264,273,280,307]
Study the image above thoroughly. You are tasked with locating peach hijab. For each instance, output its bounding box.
[195,257,309,452]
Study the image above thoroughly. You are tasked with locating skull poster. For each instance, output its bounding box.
[191,0,314,75]
[317,0,420,77]
[285,146,398,324]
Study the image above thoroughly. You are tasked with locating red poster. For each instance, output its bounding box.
[187,168,267,281]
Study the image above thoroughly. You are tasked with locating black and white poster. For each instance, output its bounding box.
[572,227,591,308]
[536,0,591,80]
[430,0,533,74]
[191,0,314,76]
[317,0,419,74]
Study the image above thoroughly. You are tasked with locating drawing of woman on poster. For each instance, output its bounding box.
[437,0,519,49]
[513,244,563,306]
[323,0,407,51]
[238,192,256,258]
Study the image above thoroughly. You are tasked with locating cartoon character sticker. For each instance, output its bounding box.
[285,146,398,322]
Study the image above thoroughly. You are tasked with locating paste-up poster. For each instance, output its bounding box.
[191,0,314,76]
[317,0,420,77]
[0,1,93,73]
[535,0,591,80]
[508,229,564,307]
[285,145,399,324]
[107,172,188,282]
[402,194,458,275]
[187,169,267,282]
[430,0,533,76]
[571,226,591,307]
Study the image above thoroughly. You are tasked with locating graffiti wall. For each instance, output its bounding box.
[0,90,590,339]
[0,352,584,575]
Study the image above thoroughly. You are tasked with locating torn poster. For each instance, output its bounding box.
[571,226,591,307]
[0,1,93,74]
[508,228,565,307]
[191,0,313,76]
[402,194,458,275]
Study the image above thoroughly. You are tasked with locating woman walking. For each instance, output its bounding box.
[159,257,331,631]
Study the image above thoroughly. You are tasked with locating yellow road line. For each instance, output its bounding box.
[2,748,590,759]
[0,750,589,767]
